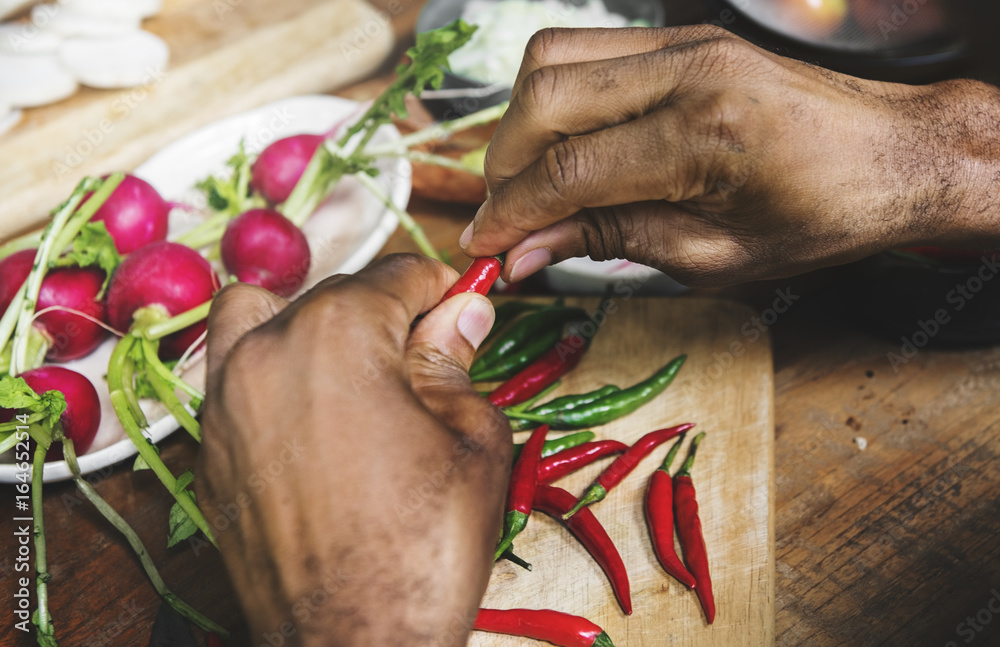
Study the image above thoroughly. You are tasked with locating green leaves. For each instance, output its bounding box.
[195,141,262,217]
[59,221,122,296]
[0,375,66,430]
[167,470,199,547]
[337,20,478,147]
[166,499,199,548]
[399,19,478,98]
[133,453,151,471]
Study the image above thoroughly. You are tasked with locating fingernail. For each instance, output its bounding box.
[459,222,474,250]
[457,297,495,348]
[509,247,552,283]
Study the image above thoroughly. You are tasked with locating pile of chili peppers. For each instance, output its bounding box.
[443,261,718,647]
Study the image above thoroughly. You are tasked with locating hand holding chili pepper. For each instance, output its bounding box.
[441,253,504,300]
[674,432,715,623]
[196,254,512,646]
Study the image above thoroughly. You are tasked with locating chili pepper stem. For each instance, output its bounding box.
[499,547,532,571]
[659,433,686,472]
[677,432,706,477]
[562,484,607,520]
[594,633,616,647]
[494,510,528,561]
[504,379,561,414]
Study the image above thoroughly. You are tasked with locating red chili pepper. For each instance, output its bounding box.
[674,432,715,623]
[644,434,697,589]
[534,484,632,615]
[494,424,549,560]
[537,440,628,485]
[206,632,226,647]
[487,334,589,408]
[473,608,615,647]
[441,254,504,300]
[563,423,695,519]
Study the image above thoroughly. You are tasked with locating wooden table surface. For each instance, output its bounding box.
[3,2,1000,646]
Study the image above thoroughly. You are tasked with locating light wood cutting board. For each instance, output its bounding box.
[475,296,775,647]
[0,0,394,239]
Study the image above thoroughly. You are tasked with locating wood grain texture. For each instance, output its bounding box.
[0,0,394,239]
[757,277,1000,647]
[473,296,775,647]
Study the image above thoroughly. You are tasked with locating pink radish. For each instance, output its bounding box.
[86,174,170,254]
[0,248,31,314]
[0,367,101,458]
[221,208,311,297]
[250,134,324,204]
[107,241,219,359]
[0,249,109,362]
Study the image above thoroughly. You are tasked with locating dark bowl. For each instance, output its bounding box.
[415,0,666,120]
[847,250,1000,347]
[703,0,968,83]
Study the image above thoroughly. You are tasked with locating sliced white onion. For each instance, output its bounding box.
[0,22,64,55]
[0,0,33,22]
[0,52,78,108]
[31,4,141,37]
[58,31,169,89]
[62,0,162,19]
[0,106,22,136]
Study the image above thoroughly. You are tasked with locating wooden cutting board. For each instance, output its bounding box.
[0,0,394,240]
[475,296,775,647]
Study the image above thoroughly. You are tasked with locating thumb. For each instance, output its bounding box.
[407,292,507,441]
[205,283,289,396]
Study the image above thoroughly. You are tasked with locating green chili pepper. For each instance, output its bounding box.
[529,384,621,418]
[512,430,595,462]
[507,384,621,431]
[506,380,562,414]
[507,355,687,429]
[470,306,587,380]
[485,301,546,344]
[471,326,564,382]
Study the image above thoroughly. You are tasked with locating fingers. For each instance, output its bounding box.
[510,25,730,100]
[205,283,289,396]
[488,26,735,187]
[408,293,493,378]
[470,97,753,257]
[501,201,754,287]
[316,254,460,335]
[407,292,509,450]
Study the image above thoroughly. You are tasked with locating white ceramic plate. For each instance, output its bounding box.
[544,257,688,296]
[0,95,409,482]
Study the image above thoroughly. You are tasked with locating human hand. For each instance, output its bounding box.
[462,26,1000,286]
[194,254,511,646]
